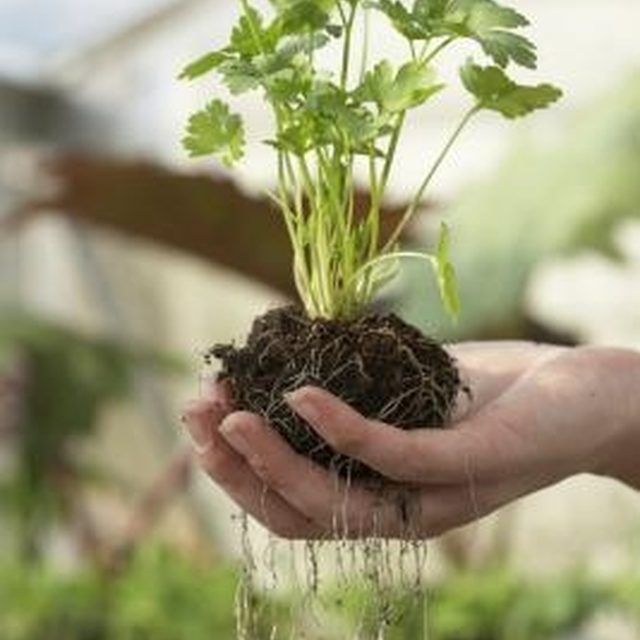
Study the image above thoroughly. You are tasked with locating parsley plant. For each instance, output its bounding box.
[181,0,561,320]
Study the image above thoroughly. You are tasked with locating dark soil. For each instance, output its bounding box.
[209,306,461,480]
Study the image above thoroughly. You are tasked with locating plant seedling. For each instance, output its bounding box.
[180,0,561,479]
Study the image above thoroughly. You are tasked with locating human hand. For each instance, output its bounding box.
[183,343,640,539]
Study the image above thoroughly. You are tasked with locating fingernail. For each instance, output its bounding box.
[219,417,249,453]
[220,420,266,475]
[284,387,320,423]
[185,421,211,453]
[181,400,220,451]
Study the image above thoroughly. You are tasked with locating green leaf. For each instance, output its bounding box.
[476,30,535,69]
[274,111,322,154]
[434,223,460,319]
[264,67,312,101]
[260,36,323,101]
[367,0,426,39]
[218,58,261,94]
[218,33,328,98]
[182,100,245,166]
[276,0,332,34]
[453,0,536,68]
[274,80,392,153]
[231,5,276,56]
[458,0,535,68]
[457,0,529,32]
[355,60,444,113]
[178,49,231,80]
[460,60,562,118]
[389,61,444,112]
[374,0,536,69]
[265,32,330,73]
[412,0,452,29]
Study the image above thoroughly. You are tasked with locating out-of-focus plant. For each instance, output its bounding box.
[0,310,181,561]
[402,71,640,339]
[0,559,107,640]
[609,571,640,630]
[109,546,292,640]
[0,545,291,640]
[328,569,619,640]
[2,547,640,640]
[428,570,604,640]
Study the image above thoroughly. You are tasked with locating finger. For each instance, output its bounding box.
[200,377,234,413]
[183,400,322,539]
[285,386,510,484]
[182,396,227,453]
[450,343,566,420]
[216,407,539,540]
[219,411,401,538]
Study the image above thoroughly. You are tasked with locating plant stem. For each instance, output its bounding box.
[379,112,406,195]
[422,36,456,65]
[352,250,437,285]
[359,7,370,82]
[382,106,478,252]
[340,2,358,88]
[276,153,315,312]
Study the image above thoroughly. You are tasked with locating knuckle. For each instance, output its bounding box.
[200,446,236,480]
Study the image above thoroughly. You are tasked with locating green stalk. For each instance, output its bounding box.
[359,7,370,82]
[340,2,358,88]
[382,106,478,253]
[276,154,315,314]
[422,36,457,65]
[379,112,406,195]
[366,149,381,262]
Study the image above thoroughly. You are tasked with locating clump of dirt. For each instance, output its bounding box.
[209,306,461,480]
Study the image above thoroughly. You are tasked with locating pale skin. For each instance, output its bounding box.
[183,343,640,540]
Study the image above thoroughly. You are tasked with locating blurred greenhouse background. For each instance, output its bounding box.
[1,0,639,638]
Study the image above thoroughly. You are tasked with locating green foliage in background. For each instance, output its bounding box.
[0,546,288,640]
[0,311,181,556]
[428,570,604,640]
[329,568,638,640]
[401,71,640,339]
[1,549,639,640]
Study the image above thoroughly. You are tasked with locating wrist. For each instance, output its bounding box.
[608,418,640,490]
[591,347,640,489]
